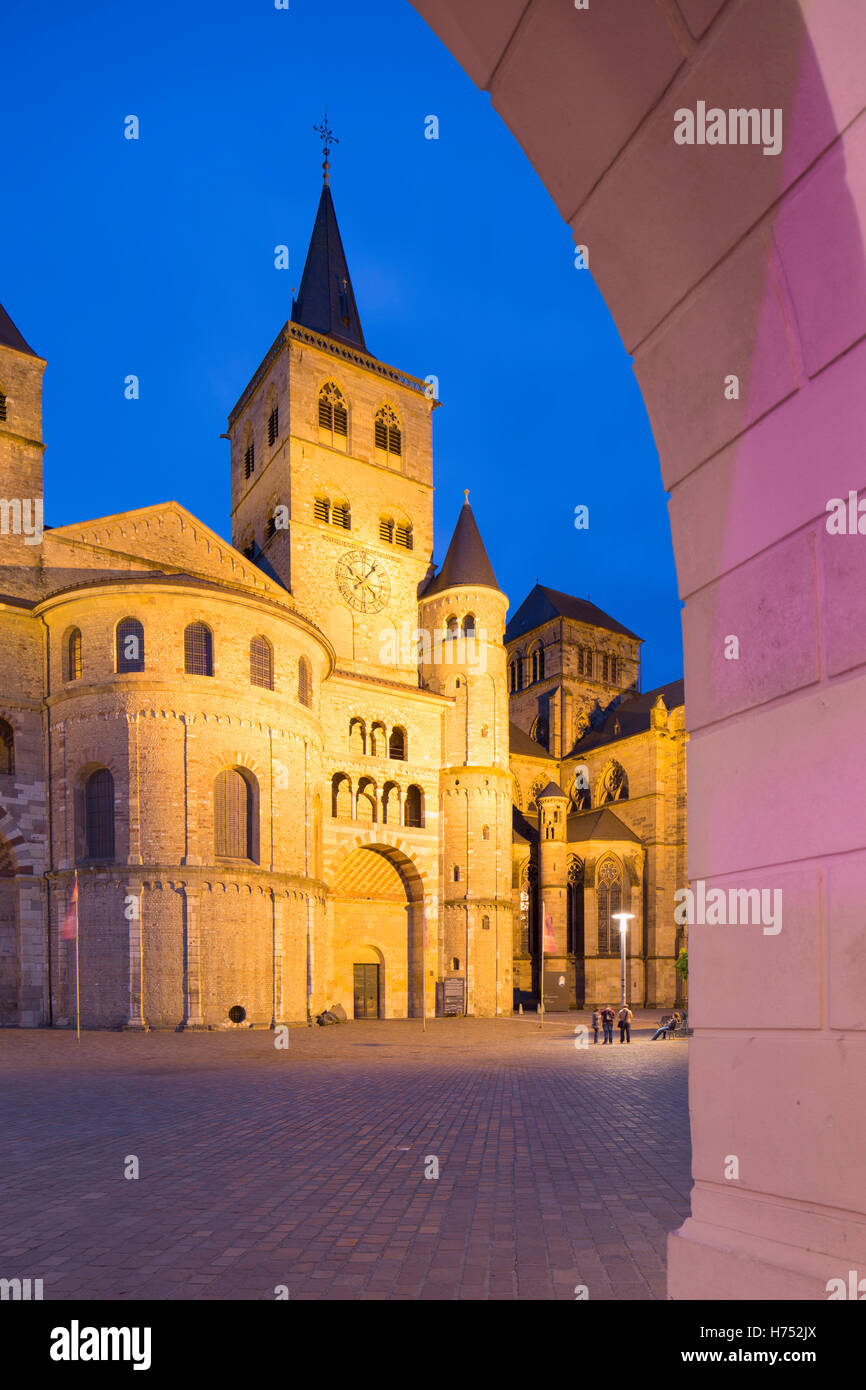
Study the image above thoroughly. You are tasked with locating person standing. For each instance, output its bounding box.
[591,1008,601,1044]
[601,1004,615,1044]
[617,1004,633,1043]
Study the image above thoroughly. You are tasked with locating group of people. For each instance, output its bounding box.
[592,1005,632,1043]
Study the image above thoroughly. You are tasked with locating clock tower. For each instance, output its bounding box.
[227,146,436,686]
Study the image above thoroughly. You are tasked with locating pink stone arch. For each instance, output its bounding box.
[412,0,866,1300]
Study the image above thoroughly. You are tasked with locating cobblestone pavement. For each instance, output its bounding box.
[0,1014,690,1300]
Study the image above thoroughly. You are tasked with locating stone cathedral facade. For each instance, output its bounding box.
[0,170,686,1030]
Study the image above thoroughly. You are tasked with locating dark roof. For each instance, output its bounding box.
[509,721,555,761]
[422,498,500,597]
[536,780,566,800]
[569,678,685,754]
[565,807,641,843]
[0,302,37,357]
[505,583,641,644]
[512,806,538,845]
[290,183,366,350]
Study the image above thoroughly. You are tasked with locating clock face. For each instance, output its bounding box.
[335,549,391,614]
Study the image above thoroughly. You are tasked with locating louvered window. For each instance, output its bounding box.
[184,622,213,676]
[375,407,402,459]
[379,518,394,543]
[375,417,388,450]
[298,655,312,708]
[214,768,253,859]
[0,719,14,775]
[265,512,276,541]
[250,635,273,690]
[85,768,115,860]
[268,406,279,446]
[314,498,330,524]
[244,440,255,478]
[395,524,413,550]
[318,383,347,443]
[67,628,82,682]
[0,392,6,422]
[116,618,145,673]
[331,503,350,529]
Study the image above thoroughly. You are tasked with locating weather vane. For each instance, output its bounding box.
[313,110,338,184]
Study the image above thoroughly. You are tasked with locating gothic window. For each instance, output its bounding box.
[520,859,538,955]
[389,726,406,761]
[267,404,279,446]
[578,646,593,678]
[318,382,348,448]
[598,760,628,804]
[509,662,517,693]
[395,523,413,549]
[356,777,377,824]
[85,768,115,860]
[569,771,591,812]
[379,517,394,543]
[529,776,546,812]
[382,780,400,825]
[116,618,144,673]
[214,768,256,860]
[530,716,548,750]
[332,773,352,819]
[314,498,330,523]
[298,655,312,708]
[374,405,402,460]
[404,784,424,828]
[184,622,213,676]
[531,646,545,683]
[0,391,6,422]
[250,635,273,690]
[331,501,351,529]
[597,858,623,955]
[0,719,14,775]
[462,613,475,637]
[567,857,585,956]
[244,437,255,479]
[349,718,366,755]
[67,628,82,682]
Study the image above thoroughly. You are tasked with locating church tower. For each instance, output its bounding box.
[418,496,513,1015]
[0,302,46,599]
[228,135,436,685]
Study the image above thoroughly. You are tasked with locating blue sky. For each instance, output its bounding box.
[1,0,682,690]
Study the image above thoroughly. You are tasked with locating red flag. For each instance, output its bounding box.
[542,902,556,955]
[61,875,78,940]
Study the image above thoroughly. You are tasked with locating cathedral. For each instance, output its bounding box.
[0,159,686,1030]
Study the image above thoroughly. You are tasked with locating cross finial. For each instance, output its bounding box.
[463,489,470,504]
[313,110,338,185]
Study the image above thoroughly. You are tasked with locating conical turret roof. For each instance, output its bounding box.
[290,183,366,350]
[423,495,500,597]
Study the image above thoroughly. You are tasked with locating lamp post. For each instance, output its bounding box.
[612,912,635,1010]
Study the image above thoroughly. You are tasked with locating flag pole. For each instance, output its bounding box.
[539,897,544,1030]
[74,869,80,1043]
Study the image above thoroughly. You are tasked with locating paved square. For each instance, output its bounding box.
[0,1015,690,1300]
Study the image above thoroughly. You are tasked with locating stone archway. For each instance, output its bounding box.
[330,842,426,1018]
[412,0,866,1300]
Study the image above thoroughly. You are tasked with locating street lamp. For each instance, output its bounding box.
[612,912,635,1010]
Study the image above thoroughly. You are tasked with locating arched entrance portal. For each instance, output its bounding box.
[330,844,425,1019]
[412,0,866,1302]
[0,832,19,1025]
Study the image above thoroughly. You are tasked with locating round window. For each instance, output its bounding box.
[228,1004,246,1024]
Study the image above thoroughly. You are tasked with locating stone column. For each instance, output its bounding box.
[126,880,147,1030]
[182,885,204,1029]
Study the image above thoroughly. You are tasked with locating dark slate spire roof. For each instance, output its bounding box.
[423,494,500,597]
[536,780,566,800]
[505,583,641,644]
[290,184,366,350]
[0,302,37,357]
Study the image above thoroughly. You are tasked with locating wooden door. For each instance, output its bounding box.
[353,963,380,1019]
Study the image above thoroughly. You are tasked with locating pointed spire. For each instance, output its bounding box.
[423,494,501,596]
[291,123,366,351]
[0,301,37,357]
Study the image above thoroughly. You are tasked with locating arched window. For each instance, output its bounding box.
[332,773,352,819]
[67,629,82,682]
[567,857,585,956]
[463,613,476,637]
[578,646,593,677]
[597,858,623,955]
[349,718,366,755]
[267,403,279,447]
[569,771,591,812]
[243,433,255,479]
[379,517,394,543]
[382,781,400,825]
[531,646,545,683]
[598,760,629,804]
[331,501,351,529]
[389,726,406,761]
[298,655,312,707]
[395,522,413,549]
[250,636,273,690]
[370,721,386,757]
[514,654,524,691]
[184,622,213,676]
[519,859,537,956]
[318,382,348,448]
[530,716,549,750]
[445,615,458,639]
[0,390,6,422]
[404,784,424,828]
[482,824,490,841]
[356,776,377,823]
[214,768,256,860]
[314,497,330,523]
[85,768,115,860]
[116,618,144,673]
[374,405,402,460]
[509,662,517,693]
[0,719,14,775]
